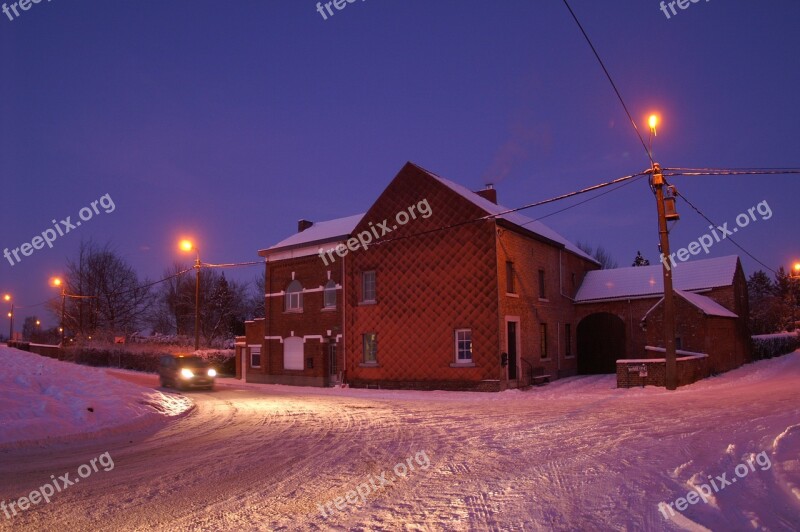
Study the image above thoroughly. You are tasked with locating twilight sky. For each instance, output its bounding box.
[1,1,798,327]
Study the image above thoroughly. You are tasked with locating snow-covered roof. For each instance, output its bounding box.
[261,213,365,253]
[575,255,739,303]
[418,165,597,263]
[641,289,739,321]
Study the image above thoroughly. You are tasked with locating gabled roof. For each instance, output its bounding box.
[575,255,739,303]
[411,163,596,263]
[260,213,364,254]
[642,289,739,321]
[260,162,597,262]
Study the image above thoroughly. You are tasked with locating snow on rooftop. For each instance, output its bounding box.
[674,289,738,318]
[575,255,739,302]
[420,165,597,263]
[264,213,365,252]
[641,288,739,321]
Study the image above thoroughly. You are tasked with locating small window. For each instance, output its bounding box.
[675,337,683,350]
[571,272,576,288]
[565,324,572,357]
[540,323,548,359]
[285,280,303,312]
[362,271,376,302]
[455,329,473,363]
[363,332,377,363]
[250,347,262,368]
[506,261,515,294]
[323,280,337,309]
[538,270,546,299]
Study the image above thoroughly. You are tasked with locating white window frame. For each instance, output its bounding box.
[455,329,473,363]
[362,271,376,303]
[285,280,303,312]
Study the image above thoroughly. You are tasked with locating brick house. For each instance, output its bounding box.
[235,163,751,390]
[574,255,751,383]
[237,162,599,390]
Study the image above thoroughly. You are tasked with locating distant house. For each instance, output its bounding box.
[236,163,751,390]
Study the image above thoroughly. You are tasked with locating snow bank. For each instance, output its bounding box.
[0,346,192,448]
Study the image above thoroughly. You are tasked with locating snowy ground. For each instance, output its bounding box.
[0,346,798,531]
[0,349,192,449]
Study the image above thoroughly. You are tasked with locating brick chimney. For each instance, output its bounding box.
[298,219,314,232]
[475,184,497,204]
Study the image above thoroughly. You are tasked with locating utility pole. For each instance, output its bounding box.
[60,288,66,346]
[652,162,678,390]
[194,254,201,351]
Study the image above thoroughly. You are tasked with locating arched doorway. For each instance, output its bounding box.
[577,313,626,374]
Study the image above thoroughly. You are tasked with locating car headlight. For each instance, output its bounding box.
[207,369,217,377]
[180,368,194,379]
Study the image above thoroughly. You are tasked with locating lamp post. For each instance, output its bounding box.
[51,278,66,346]
[50,277,97,346]
[3,294,12,341]
[180,240,202,351]
[790,262,800,330]
[649,114,678,390]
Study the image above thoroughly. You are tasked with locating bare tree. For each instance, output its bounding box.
[576,241,618,270]
[148,262,194,336]
[51,241,154,341]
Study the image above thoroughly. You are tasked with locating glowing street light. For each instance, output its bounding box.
[648,114,658,135]
[791,262,800,279]
[180,239,202,351]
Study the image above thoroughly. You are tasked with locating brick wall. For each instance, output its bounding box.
[616,354,710,388]
[643,294,745,374]
[346,164,500,389]
[496,227,596,383]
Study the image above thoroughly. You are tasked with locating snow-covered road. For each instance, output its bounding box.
[1,351,799,531]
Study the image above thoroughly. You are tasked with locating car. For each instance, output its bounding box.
[158,354,216,390]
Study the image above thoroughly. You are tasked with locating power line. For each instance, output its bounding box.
[673,189,778,275]
[561,0,652,166]
[371,170,649,248]
[664,169,800,177]
[203,261,263,269]
[525,174,647,224]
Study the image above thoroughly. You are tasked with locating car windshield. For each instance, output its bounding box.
[177,357,208,368]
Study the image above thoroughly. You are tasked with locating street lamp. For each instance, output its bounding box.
[50,277,96,346]
[51,278,66,346]
[790,262,800,331]
[180,240,202,351]
[3,294,12,342]
[648,114,679,390]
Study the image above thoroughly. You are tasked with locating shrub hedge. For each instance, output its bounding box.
[751,333,799,360]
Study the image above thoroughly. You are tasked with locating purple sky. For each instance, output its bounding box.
[1,1,798,328]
